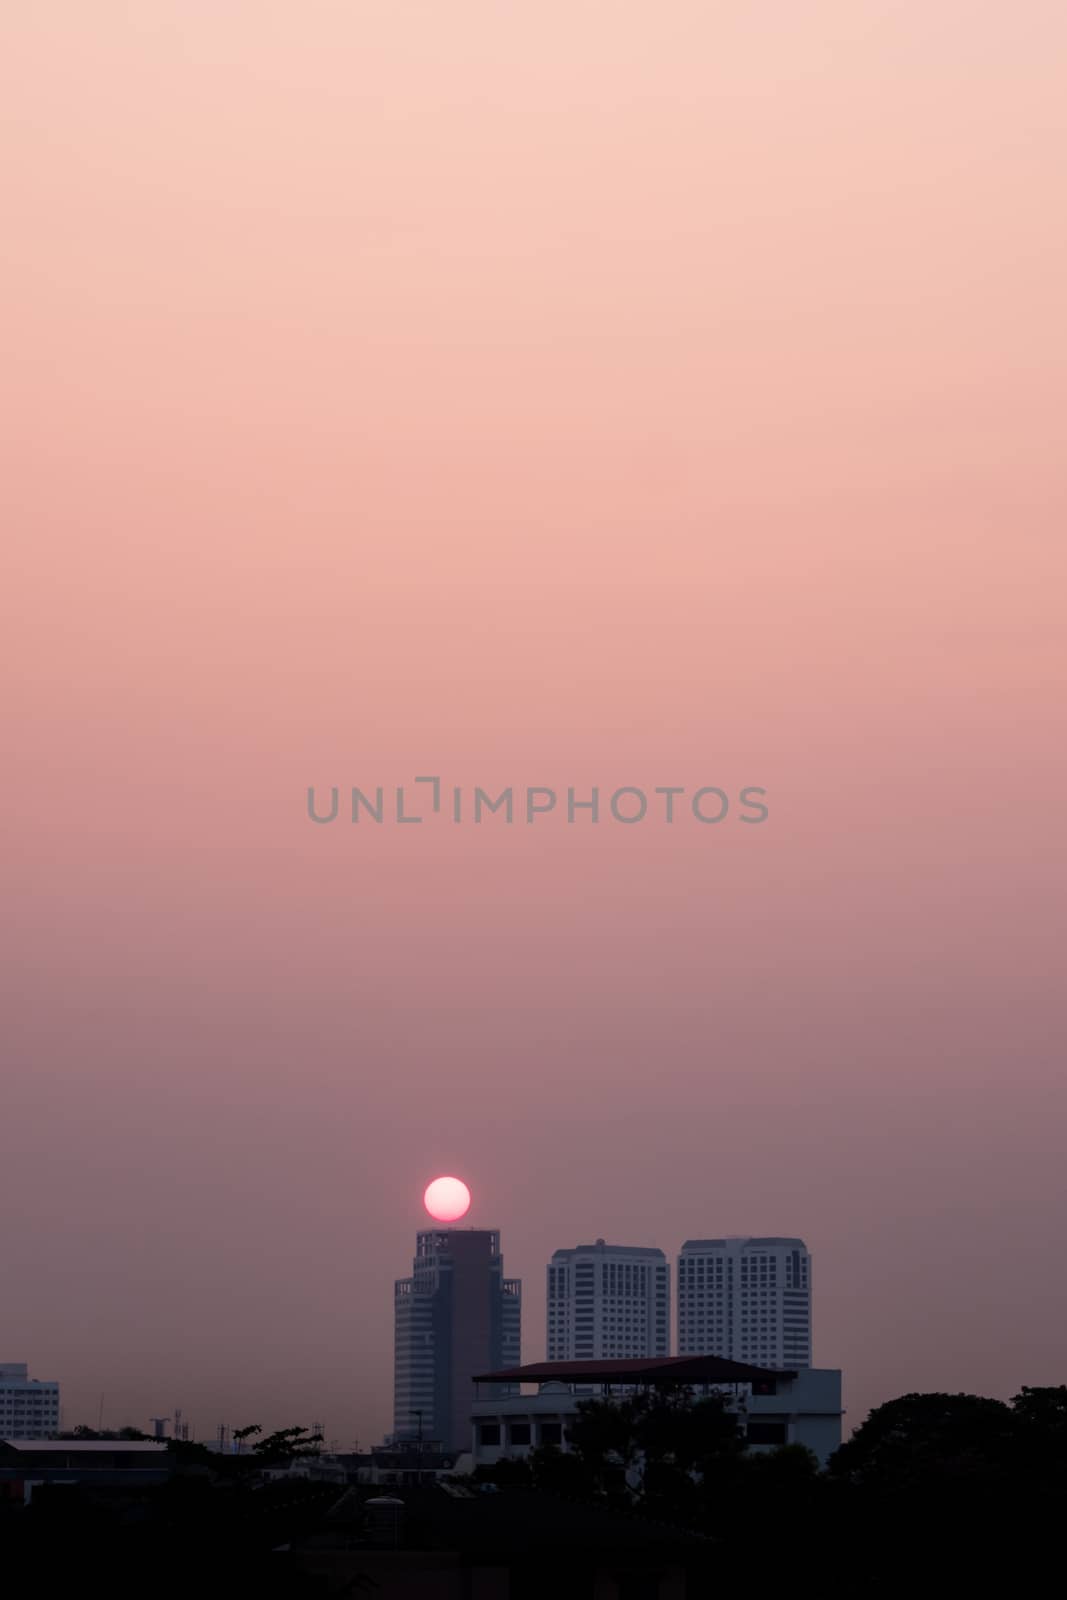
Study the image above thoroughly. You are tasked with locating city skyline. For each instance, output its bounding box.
[4,0,1066,1461]
[4,1178,1064,1446]
[8,1214,821,1444]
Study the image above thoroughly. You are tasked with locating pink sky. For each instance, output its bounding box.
[2,2,1065,1447]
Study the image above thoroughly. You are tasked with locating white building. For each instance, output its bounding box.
[677,1238,812,1367]
[0,1364,61,1440]
[547,1241,670,1361]
[469,1356,842,1468]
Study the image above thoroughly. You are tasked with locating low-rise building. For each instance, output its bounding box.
[470,1355,843,1468]
[0,1438,171,1504]
[0,1363,60,1440]
[343,1447,465,1487]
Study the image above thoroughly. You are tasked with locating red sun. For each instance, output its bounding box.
[423,1176,471,1221]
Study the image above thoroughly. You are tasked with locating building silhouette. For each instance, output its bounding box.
[394,1228,520,1453]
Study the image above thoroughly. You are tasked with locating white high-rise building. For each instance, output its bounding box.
[677,1238,812,1367]
[547,1241,670,1361]
[0,1363,60,1439]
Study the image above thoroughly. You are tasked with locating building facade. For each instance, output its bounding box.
[547,1241,670,1360]
[394,1228,520,1453]
[470,1356,842,1468]
[0,1439,169,1504]
[677,1237,812,1367]
[0,1364,60,1440]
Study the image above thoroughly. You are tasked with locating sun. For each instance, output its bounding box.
[423,1175,471,1222]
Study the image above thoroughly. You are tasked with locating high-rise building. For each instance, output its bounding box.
[677,1237,812,1367]
[547,1240,670,1360]
[394,1228,521,1453]
[0,1363,60,1439]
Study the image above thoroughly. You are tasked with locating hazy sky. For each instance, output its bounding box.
[2,2,1065,1448]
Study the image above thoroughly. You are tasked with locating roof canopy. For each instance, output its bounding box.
[474,1355,795,1385]
[0,1439,169,1454]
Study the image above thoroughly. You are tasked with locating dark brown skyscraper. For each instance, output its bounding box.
[394,1228,521,1453]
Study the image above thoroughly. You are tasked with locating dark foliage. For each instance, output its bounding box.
[7,1389,1067,1591]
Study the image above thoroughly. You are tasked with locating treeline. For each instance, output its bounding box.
[475,1385,1067,1583]
[57,1422,324,1466]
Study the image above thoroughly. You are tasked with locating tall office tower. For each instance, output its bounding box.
[547,1240,670,1360]
[394,1228,521,1453]
[677,1238,812,1367]
[0,1363,60,1439]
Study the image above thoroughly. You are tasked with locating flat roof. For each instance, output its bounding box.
[0,1439,169,1453]
[474,1356,795,1385]
[550,1244,667,1260]
[680,1238,808,1251]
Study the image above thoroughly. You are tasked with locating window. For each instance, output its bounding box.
[509,1423,531,1446]
[747,1421,787,1446]
[478,1423,501,1446]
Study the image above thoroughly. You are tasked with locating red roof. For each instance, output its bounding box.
[474,1355,794,1385]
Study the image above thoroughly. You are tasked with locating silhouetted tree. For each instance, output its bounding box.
[743,1441,819,1486]
[1012,1384,1067,1436]
[251,1426,324,1462]
[555,1386,747,1522]
[1011,1385,1067,1485]
[566,1394,641,1498]
[528,1442,596,1498]
[472,1454,533,1487]
[828,1392,1016,1488]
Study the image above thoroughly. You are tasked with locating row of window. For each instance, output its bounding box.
[477,1420,564,1448]
[680,1263,777,1272]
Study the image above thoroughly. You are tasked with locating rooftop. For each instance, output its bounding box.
[550,1242,668,1259]
[474,1355,794,1386]
[0,1439,169,1454]
[312,1484,710,1555]
[680,1237,808,1251]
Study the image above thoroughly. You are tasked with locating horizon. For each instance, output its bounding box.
[4,1,1066,1463]
[13,1209,1057,1445]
